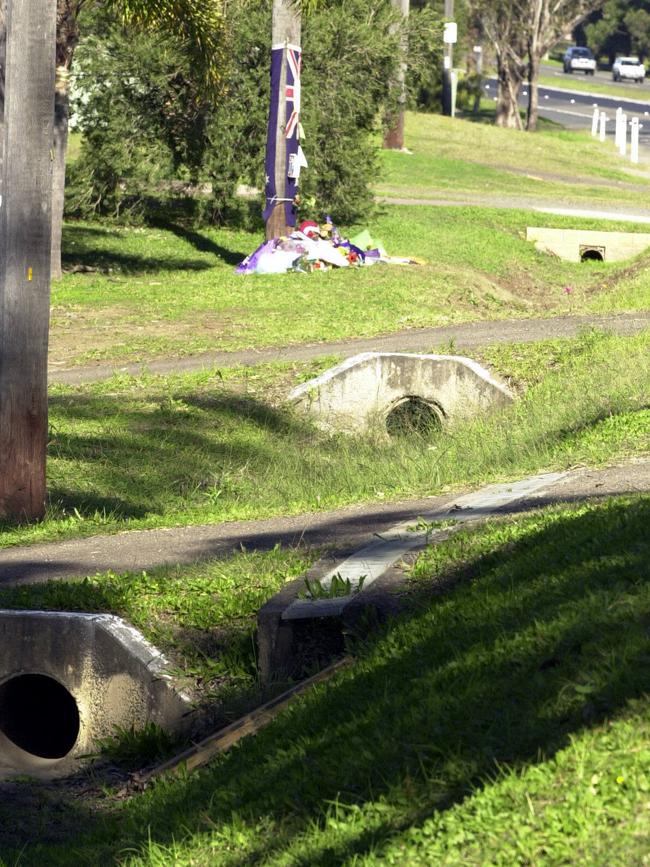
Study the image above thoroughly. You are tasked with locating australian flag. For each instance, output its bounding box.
[263,43,303,228]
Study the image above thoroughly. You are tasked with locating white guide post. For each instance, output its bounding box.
[591,106,599,137]
[599,111,607,142]
[631,116,640,164]
[619,114,628,156]
[615,107,623,149]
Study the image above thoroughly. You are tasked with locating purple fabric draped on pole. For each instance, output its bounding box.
[263,43,302,228]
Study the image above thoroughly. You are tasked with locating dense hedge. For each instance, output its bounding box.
[67,1,441,228]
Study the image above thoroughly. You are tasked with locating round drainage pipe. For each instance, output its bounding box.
[0,673,80,760]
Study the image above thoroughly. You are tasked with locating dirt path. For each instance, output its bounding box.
[2,460,648,586]
[378,193,650,218]
[49,311,650,385]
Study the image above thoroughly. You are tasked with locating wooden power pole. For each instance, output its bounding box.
[0,0,56,521]
[264,0,301,240]
[383,0,409,150]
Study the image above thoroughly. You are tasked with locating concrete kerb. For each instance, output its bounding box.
[257,472,566,682]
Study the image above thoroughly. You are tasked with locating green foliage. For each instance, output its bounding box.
[105,0,227,88]
[300,573,366,600]
[68,0,430,227]
[585,1,650,63]
[95,722,179,768]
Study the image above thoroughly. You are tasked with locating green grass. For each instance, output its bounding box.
[3,494,648,864]
[538,71,650,102]
[1,330,648,549]
[0,546,317,714]
[53,205,650,367]
[376,112,650,203]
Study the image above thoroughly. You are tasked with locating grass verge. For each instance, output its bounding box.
[53,203,650,367]
[0,546,318,716]
[1,329,648,549]
[377,111,650,202]
[2,493,648,864]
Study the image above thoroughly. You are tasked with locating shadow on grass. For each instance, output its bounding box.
[4,496,648,863]
[61,224,212,274]
[156,221,248,267]
[44,389,314,524]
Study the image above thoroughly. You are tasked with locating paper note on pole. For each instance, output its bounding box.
[443,22,457,44]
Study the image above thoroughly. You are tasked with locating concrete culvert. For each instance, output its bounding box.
[0,673,80,759]
[385,396,442,437]
[289,352,513,435]
[0,610,193,779]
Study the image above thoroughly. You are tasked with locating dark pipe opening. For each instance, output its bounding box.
[0,674,80,759]
[580,247,605,262]
[386,396,443,438]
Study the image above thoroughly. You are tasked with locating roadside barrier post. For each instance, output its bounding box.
[615,107,623,149]
[631,117,640,164]
[591,106,599,137]
[619,114,628,156]
[599,111,607,142]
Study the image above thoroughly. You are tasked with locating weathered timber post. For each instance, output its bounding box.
[383,0,409,150]
[0,0,57,521]
[264,0,301,240]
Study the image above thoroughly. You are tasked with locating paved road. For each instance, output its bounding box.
[540,62,648,96]
[49,312,650,385]
[1,461,648,586]
[485,75,650,152]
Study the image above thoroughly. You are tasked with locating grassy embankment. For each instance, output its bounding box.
[1,493,648,864]
[376,111,650,202]
[0,330,646,550]
[52,111,650,369]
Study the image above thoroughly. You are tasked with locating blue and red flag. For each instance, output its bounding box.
[263,43,304,228]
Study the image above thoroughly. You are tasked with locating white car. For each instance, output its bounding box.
[612,57,645,83]
[563,46,597,75]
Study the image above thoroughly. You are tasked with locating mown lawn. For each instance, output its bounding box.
[378,111,650,200]
[52,204,650,367]
[2,494,648,865]
[1,330,647,549]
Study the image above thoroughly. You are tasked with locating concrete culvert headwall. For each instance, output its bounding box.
[289,352,512,435]
[527,227,650,262]
[0,610,192,779]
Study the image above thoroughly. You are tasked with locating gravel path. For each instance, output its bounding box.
[49,311,650,385]
[2,460,648,586]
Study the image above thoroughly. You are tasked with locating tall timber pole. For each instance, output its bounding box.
[0,0,57,521]
[265,0,301,240]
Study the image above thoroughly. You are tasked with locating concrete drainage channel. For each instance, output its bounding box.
[0,351,524,782]
[0,612,192,780]
[0,468,575,786]
[258,472,566,682]
[0,473,566,783]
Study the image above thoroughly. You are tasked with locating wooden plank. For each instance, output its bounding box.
[133,656,353,786]
[0,0,56,520]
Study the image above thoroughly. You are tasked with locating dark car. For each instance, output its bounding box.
[563,46,596,75]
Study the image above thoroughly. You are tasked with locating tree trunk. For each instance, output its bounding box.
[526,52,540,131]
[265,0,301,240]
[495,54,523,129]
[383,0,409,149]
[0,0,56,522]
[51,0,79,279]
[51,76,69,280]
